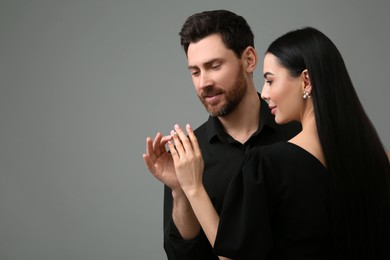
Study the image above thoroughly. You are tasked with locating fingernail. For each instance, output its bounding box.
[186,124,191,129]
[174,124,179,129]
[170,130,176,136]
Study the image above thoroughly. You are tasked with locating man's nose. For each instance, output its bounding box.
[199,71,213,89]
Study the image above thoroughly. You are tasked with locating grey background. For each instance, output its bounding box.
[1,0,389,259]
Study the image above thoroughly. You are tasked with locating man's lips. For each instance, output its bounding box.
[203,93,222,103]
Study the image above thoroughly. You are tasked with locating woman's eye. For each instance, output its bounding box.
[266,80,272,85]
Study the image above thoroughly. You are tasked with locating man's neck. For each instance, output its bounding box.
[218,90,261,144]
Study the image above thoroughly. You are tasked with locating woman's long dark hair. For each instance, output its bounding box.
[267,27,390,259]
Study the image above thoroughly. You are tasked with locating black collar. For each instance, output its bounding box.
[206,94,279,143]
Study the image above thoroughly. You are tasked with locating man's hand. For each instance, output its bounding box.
[143,132,180,191]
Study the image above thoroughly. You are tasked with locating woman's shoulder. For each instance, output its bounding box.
[245,141,326,173]
[246,141,301,161]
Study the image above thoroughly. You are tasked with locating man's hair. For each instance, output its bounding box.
[179,10,254,58]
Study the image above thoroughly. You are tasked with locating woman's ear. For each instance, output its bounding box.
[301,69,312,94]
[242,46,257,73]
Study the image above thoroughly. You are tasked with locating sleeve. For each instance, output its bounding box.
[214,152,276,259]
[163,185,218,260]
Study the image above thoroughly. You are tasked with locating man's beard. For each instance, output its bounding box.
[198,66,247,117]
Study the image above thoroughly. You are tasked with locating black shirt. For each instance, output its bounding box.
[163,97,301,260]
[214,142,332,260]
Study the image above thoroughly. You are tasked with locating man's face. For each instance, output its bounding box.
[187,34,247,117]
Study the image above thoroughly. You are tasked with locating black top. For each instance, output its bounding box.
[214,142,332,260]
[163,97,301,259]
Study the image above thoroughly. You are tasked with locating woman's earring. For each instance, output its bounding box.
[303,91,311,99]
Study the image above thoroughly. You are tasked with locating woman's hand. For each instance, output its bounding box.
[168,124,231,260]
[167,124,204,196]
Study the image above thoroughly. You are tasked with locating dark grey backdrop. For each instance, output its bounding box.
[1,1,389,259]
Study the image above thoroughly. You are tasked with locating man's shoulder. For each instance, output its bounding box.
[193,121,209,141]
[193,120,215,148]
[193,121,208,135]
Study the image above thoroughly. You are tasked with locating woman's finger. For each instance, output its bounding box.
[185,124,202,157]
[174,124,194,157]
[167,140,179,163]
[171,129,186,159]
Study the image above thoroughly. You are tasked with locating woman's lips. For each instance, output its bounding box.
[269,105,277,115]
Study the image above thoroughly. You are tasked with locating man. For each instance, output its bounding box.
[143,10,301,259]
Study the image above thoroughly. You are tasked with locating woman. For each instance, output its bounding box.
[168,27,390,259]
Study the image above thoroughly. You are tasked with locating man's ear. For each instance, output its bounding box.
[242,46,257,73]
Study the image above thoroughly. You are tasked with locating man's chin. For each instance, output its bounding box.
[206,108,219,117]
[207,107,229,117]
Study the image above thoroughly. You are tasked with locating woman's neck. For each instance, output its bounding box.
[290,114,326,167]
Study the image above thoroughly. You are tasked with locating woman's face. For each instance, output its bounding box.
[261,53,305,124]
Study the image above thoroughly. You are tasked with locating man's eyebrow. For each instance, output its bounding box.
[188,58,223,70]
[263,72,274,78]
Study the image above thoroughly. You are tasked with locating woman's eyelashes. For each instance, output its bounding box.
[265,79,273,85]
